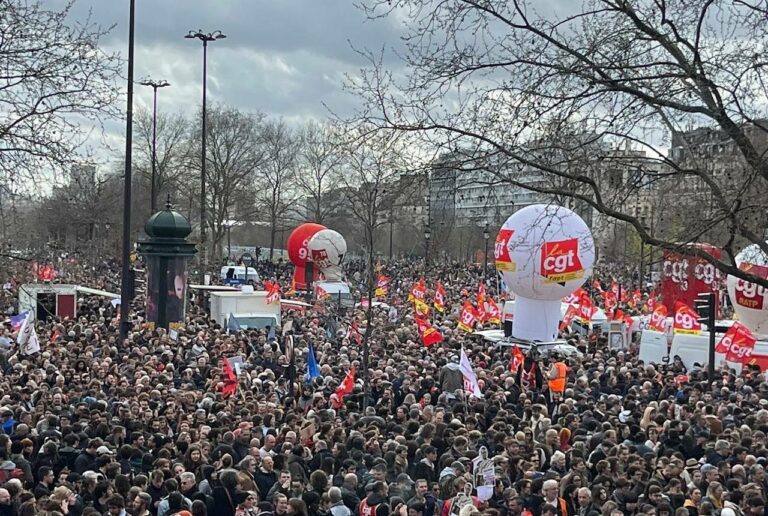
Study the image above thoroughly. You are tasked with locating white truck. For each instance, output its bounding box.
[209,290,280,331]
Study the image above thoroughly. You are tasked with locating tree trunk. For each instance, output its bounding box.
[361,224,374,410]
[269,221,277,261]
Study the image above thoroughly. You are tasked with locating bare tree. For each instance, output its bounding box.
[189,104,265,259]
[353,0,768,287]
[338,125,421,406]
[294,120,345,224]
[0,0,121,189]
[133,107,193,213]
[254,119,300,260]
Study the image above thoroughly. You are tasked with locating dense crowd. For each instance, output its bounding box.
[0,254,766,516]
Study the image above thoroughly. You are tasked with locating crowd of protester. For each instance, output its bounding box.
[0,253,765,516]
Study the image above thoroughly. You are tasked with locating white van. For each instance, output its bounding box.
[668,332,768,373]
[219,266,260,284]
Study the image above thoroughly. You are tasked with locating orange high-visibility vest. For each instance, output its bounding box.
[548,362,567,393]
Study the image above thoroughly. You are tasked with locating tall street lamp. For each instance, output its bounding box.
[424,226,432,269]
[138,78,170,213]
[483,221,490,277]
[119,0,136,341]
[184,29,226,282]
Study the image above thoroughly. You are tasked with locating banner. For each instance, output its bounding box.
[716,322,757,364]
[661,245,721,317]
[673,302,702,335]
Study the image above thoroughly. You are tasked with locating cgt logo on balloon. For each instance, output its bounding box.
[540,238,584,283]
[734,263,768,310]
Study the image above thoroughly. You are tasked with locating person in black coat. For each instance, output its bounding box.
[209,469,244,516]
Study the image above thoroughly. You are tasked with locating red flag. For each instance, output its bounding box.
[221,358,238,398]
[458,301,479,332]
[510,345,525,373]
[50,329,61,343]
[416,317,443,347]
[375,274,389,297]
[611,281,620,296]
[408,278,426,302]
[673,302,702,335]
[336,367,356,397]
[716,322,757,364]
[645,291,657,312]
[485,297,501,324]
[347,320,363,345]
[477,283,488,322]
[267,282,281,304]
[578,293,596,323]
[613,309,624,321]
[560,303,579,332]
[649,305,668,332]
[603,291,617,311]
[631,289,642,307]
[563,288,585,305]
[434,281,446,312]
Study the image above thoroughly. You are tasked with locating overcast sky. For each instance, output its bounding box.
[52,0,405,159]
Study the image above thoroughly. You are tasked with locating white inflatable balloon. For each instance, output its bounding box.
[727,244,768,337]
[495,204,595,341]
[308,229,347,282]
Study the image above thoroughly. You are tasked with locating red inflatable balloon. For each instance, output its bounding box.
[287,223,326,266]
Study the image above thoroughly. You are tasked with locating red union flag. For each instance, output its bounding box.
[563,288,585,305]
[509,345,525,373]
[416,317,443,347]
[578,293,596,323]
[649,304,668,332]
[375,274,389,297]
[485,297,501,324]
[734,262,768,311]
[723,323,757,364]
[494,228,516,271]
[673,302,702,335]
[434,281,446,312]
[560,303,579,332]
[458,302,479,332]
[540,238,584,282]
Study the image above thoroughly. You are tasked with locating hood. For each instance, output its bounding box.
[439,466,456,479]
[446,363,460,371]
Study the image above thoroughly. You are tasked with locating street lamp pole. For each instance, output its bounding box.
[138,79,170,213]
[119,0,136,341]
[388,216,394,261]
[185,29,226,283]
[483,221,490,277]
[424,226,432,269]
